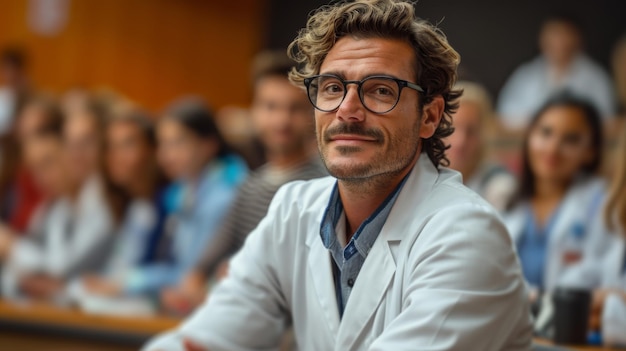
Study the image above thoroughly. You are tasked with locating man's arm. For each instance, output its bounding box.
[369,204,533,351]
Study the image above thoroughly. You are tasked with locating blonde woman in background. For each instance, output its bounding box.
[588,121,626,346]
[444,81,516,211]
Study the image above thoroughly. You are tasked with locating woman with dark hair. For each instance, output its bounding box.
[90,98,247,299]
[73,109,169,300]
[504,91,610,297]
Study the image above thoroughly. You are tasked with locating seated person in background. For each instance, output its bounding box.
[497,14,616,129]
[559,121,626,345]
[503,92,611,299]
[592,121,626,345]
[0,101,115,300]
[161,50,327,314]
[144,1,531,350]
[444,81,516,211]
[75,109,168,298]
[105,99,247,297]
[0,94,63,234]
[0,127,68,298]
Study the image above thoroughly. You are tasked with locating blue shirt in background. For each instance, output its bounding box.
[516,206,562,290]
[124,154,248,295]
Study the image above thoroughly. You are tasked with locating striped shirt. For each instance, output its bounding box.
[197,157,327,277]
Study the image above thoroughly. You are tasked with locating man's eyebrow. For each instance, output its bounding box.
[317,70,404,80]
[317,70,346,79]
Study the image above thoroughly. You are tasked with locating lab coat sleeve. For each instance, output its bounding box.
[142,186,291,351]
[369,203,533,351]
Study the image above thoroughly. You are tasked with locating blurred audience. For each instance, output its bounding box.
[498,15,616,129]
[161,51,326,315]
[86,99,247,298]
[77,109,168,298]
[592,121,626,345]
[556,120,626,345]
[444,81,515,211]
[0,95,63,233]
[0,96,115,300]
[0,46,31,135]
[503,92,610,300]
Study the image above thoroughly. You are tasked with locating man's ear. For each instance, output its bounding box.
[418,96,444,139]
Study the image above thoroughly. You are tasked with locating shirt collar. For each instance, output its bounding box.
[320,171,411,261]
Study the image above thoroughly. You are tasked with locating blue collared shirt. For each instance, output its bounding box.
[320,175,409,317]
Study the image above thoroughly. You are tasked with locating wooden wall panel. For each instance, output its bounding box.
[0,0,267,111]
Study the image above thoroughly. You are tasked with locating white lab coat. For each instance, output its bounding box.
[599,236,626,345]
[2,176,115,297]
[503,177,609,292]
[144,155,532,351]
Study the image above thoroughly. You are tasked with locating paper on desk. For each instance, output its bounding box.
[66,278,157,317]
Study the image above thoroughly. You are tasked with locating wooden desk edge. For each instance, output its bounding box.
[0,300,180,335]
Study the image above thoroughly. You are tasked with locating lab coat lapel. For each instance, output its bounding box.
[306,222,342,336]
[337,231,396,349]
[337,156,439,349]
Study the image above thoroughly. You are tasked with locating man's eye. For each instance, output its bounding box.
[323,84,343,94]
[374,87,393,96]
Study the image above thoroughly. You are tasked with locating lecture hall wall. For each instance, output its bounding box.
[0,0,268,111]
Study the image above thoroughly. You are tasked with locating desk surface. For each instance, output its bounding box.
[0,300,619,351]
[0,299,180,334]
[0,299,180,350]
[533,338,618,351]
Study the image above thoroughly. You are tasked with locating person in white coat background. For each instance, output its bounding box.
[595,118,626,345]
[574,121,626,346]
[503,92,609,300]
[144,1,532,350]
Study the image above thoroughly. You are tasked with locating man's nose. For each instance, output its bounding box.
[336,86,366,122]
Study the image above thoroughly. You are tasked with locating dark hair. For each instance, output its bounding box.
[508,91,603,209]
[542,12,584,34]
[104,108,164,223]
[1,46,27,70]
[288,0,462,167]
[251,50,295,84]
[163,98,231,158]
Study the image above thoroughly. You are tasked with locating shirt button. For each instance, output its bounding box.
[347,278,355,287]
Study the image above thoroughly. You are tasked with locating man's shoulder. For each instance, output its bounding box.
[428,168,498,214]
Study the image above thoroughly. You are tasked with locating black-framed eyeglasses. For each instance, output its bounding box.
[303,74,424,114]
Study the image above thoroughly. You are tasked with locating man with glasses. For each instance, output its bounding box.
[144,1,532,350]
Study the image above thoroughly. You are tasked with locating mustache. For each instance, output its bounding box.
[323,123,384,144]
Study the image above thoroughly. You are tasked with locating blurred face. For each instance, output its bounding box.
[23,137,68,197]
[540,21,581,67]
[64,113,102,184]
[315,37,442,181]
[16,104,48,143]
[445,101,484,178]
[157,119,216,180]
[251,76,313,156]
[527,105,594,183]
[106,121,154,188]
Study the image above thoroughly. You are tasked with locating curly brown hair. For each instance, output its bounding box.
[288,0,461,167]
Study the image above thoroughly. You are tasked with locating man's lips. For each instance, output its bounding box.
[329,134,378,142]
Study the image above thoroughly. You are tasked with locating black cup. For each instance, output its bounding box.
[552,287,591,345]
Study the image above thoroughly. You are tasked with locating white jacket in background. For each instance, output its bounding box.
[2,175,114,296]
[144,155,532,351]
[504,177,609,292]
